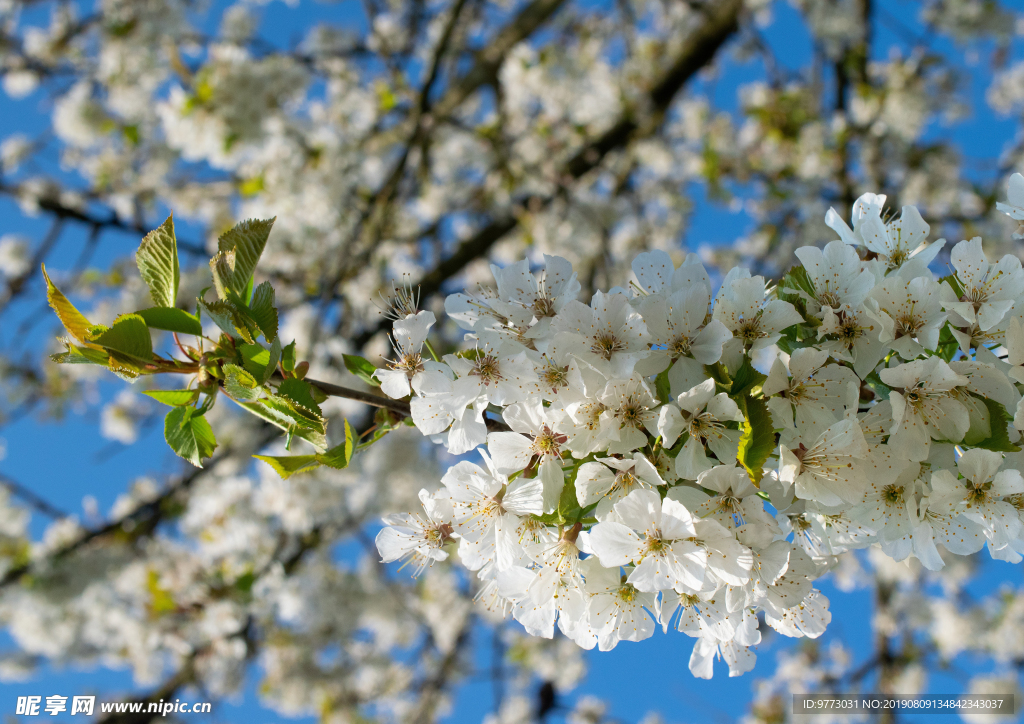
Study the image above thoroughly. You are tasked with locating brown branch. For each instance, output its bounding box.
[0,181,207,256]
[412,622,474,724]
[0,427,279,590]
[347,0,472,264]
[339,0,569,278]
[0,218,64,313]
[303,376,510,431]
[0,473,68,520]
[431,0,569,119]
[306,377,413,416]
[94,514,364,724]
[354,0,744,347]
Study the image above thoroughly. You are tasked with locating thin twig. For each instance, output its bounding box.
[0,472,68,519]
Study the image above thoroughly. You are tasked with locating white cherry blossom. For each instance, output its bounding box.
[942,238,1024,331]
[588,489,707,593]
[376,488,455,576]
[779,418,869,506]
[375,310,437,398]
[996,172,1024,239]
[552,291,649,376]
[581,557,657,651]
[763,348,859,441]
[927,449,1024,552]
[792,240,875,315]
[866,275,948,359]
[880,358,970,462]
[661,378,745,480]
[574,453,666,521]
[713,269,803,354]
[487,400,569,512]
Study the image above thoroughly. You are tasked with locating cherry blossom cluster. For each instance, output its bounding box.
[375,175,1024,679]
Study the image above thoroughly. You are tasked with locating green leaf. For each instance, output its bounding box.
[317,420,355,469]
[209,251,235,300]
[730,358,767,399]
[164,406,217,467]
[779,264,816,300]
[143,389,200,406]
[973,396,1021,453]
[703,362,732,392]
[234,570,256,594]
[555,460,587,524]
[197,297,247,341]
[655,369,671,405]
[224,364,262,401]
[247,281,278,342]
[136,307,203,336]
[240,337,281,384]
[281,341,296,373]
[51,341,111,366]
[42,264,102,349]
[266,393,325,432]
[253,454,321,479]
[108,356,143,381]
[216,218,275,296]
[558,476,580,520]
[940,273,965,299]
[736,395,776,486]
[238,399,327,452]
[242,273,255,305]
[343,354,380,387]
[89,314,153,362]
[279,377,322,417]
[935,322,960,363]
[863,371,891,401]
[135,215,179,308]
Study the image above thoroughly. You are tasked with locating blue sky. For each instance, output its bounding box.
[1,1,1024,722]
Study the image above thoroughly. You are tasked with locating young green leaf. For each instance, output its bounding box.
[143,389,200,406]
[89,314,153,362]
[737,395,776,486]
[223,364,262,401]
[343,354,380,387]
[240,337,281,384]
[242,272,255,305]
[136,307,203,336]
[266,392,325,432]
[972,396,1022,453]
[238,399,327,452]
[42,264,102,349]
[281,341,297,373]
[108,356,142,381]
[654,369,671,404]
[935,322,960,363]
[197,297,246,341]
[279,378,323,417]
[135,215,179,308]
[317,420,355,469]
[51,341,111,366]
[209,250,238,301]
[247,281,278,342]
[216,218,275,296]
[164,406,217,467]
[730,358,767,399]
[557,474,581,524]
[253,454,321,479]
